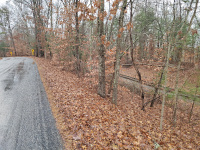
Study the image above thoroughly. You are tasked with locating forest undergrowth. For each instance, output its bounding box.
[34,57,200,149]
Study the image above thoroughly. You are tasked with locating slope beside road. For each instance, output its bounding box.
[0,57,63,150]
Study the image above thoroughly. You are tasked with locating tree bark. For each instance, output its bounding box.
[5,9,17,56]
[97,0,106,98]
[160,42,172,130]
[112,0,127,105]
[8,18,17,56]
[32,0,43,57]
[150,65,165,107]
[172,0,198,126]
[75,0,80,77]
[107,3,119,41]
[189,85,198,123]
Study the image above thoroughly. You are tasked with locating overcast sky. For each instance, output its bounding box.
[0,0,7,6]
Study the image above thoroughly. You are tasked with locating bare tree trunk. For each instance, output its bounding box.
[129,0,145,108]
[172,46,183,126]
[8,21,17,56]
[44,0,53,59]
[108,72,114,95]
[150,66,165,107]
[75,0,80,77]
[189,85,198,123]
[104,0,110,37]
[97,0,106,98]
[89,0,93,70]
[37,0,44,57]
[160,42,172,130]
[7,13,17,56]
[194,46,199,69]
[130,0,134,64]
[33,7,39,57]
[32,0,42,57]
[24,17,32,51]
[89,24,93,70]
[50,0,53,29]
[107,3,119,41]
[172,0,198,126]
[112,0,127,105]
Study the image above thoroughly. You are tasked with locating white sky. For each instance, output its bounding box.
[0,0,7,6]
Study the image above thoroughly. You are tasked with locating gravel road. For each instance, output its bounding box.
[0,57,63,150]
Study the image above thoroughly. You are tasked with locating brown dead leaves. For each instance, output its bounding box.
[35,57,153,149]
[34,57,200,149]
[126,22,133,30]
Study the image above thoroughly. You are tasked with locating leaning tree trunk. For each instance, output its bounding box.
[160,42,172,130]
[150,65,165,107]
[112,0,127,105]
[189,84,199,123]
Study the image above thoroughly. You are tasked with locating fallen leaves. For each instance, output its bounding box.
[34,57,200,150]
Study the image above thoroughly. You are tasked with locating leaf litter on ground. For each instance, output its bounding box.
[34,57,200,149]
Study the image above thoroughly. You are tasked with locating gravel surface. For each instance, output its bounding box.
[0,57,63,150]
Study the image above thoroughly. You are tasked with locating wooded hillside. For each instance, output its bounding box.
[0,0,200,149]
